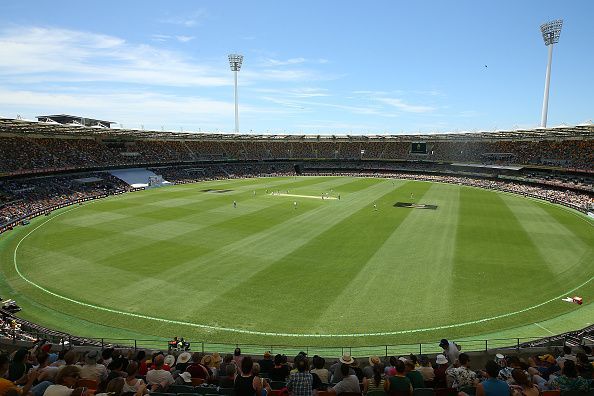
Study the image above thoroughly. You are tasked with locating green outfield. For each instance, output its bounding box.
[0,176,592,348]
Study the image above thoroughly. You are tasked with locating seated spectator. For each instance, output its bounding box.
[234,356,270,396]
[556,346,576,365]
[385,356,397,377]
[310,356,330,384]
[0,354,19,396]
[384,360,412,396]
[43,365,81,396]
[8,348,30,384]
[219,364,237,388]
[509,369,538,396]
[175,352,192,373]
[446,353,477,390]
[404,360,424,389]
[547,360,589,392]
[79,350,107,383]
[363,364,385,394]
[575,353,592,379]
[476,361,509,396]
[416,355,434,383]
[186,353,210,380]
[287,355,314,396]
[258,352,274,376]
[328,364,361,395]
[331,355,356,384]
[145,354,174,391]
[433,355,449,388]
[362,356,381,380]
[270,354,290,381]
[123,361,146,394]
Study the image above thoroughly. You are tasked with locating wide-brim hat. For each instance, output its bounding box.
[177,352,191,364]
[339,354,354,365]
[369,356,381,366]
[179,372,192,383]
[436,354,448,365]
[164,354,176,367]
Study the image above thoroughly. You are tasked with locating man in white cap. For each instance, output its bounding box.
[439,339,460,365]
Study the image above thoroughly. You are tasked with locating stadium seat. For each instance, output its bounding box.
[76,379,98,390]
[367,391,387,396]
[434,388,457,396]
[413,388,436,396]
[171,386,197,394]
[195,388,216,395]
[270,381,287,390]
[541,391,561,396]
[218,388,236,396]
[150,393,176,396]
[459,386,476,396]
[559,392,589,396]
[317,391,333,396]
[340,393,362,396]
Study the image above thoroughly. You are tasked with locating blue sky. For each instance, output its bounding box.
[0,1,592,134]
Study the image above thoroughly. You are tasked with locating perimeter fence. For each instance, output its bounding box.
[2,309,593,358]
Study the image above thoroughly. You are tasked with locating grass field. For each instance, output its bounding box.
[0,176,592,349]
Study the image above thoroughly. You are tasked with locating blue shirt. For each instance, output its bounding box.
[481,378,509,396]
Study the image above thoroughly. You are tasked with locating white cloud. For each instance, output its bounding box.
[160,10,208,27]
[0,26,229,87]
[375,97,435,113]
[265,57,306,66]
[176,35,195,43]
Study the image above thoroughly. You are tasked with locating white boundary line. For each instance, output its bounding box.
[8,182,594,338]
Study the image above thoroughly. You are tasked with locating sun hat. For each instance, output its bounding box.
[86,350,99,363]
[264,351,272,359]
[212,352,222,366]
[436,354,448,365]
[538,354,555,364]
[201,355,213,367]
[177,352,191,364]
[495,353,506,366]
[179,372,192,383]
[164,354,176,367]
[369,356,381,366]
[339,353,354,365]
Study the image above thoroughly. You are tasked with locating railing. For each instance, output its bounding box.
[2,309,593,357]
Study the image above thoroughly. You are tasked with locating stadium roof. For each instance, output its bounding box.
[0,117,592,142]
[36,114,115,128]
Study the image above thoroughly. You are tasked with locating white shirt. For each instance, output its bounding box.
[80,363,108,382]
[43,384,73,396]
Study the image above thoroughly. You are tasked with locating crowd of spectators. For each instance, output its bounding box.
[0,135,592,176]
[0,340,592,396]
[0,174,129,228]
[304,169,594,212]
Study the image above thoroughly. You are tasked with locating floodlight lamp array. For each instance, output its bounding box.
[540,19,563,46]
[228,54,243,71]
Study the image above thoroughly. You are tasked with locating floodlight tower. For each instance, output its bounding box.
[539,19,563,128]
[228,54,243,133]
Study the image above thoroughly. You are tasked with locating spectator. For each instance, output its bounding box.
[331,354,356,384]
[416,355,434,383]
[186,353,209,380]
[548,360,589,392]
[362,356,381,380]
[446,353,477,390]
[43,365,81,396]
[270,354,290,382]
[509,369,538,396]
[234,356,269,396]
[219,364,237,388]
[287,355,313,396]
[384,360,412,396]
[328,364,361,395]
[145,354,174,391]
[362,364,385,394]
[575,353,593,379]
[404,360,424,389]
[8,348,30,384]
[476,361,509,396]
[79,350,107,383]
[310,356,330,384]
[123,361,146,394]
[433,355,449,389]
[259,352,274,376]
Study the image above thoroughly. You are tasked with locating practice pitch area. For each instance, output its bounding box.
[0,176,592,346]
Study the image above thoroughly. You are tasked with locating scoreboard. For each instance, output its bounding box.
[411,142,427,154]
